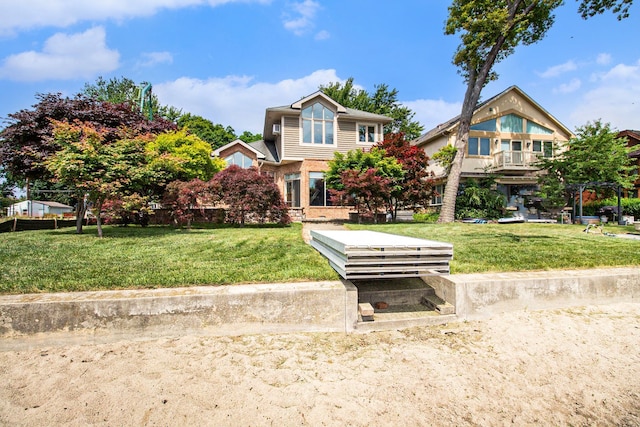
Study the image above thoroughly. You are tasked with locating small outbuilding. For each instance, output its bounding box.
[6,200,74,218]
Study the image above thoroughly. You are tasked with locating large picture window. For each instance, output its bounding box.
[527,121,553,135]
[468,137,491,156]
[470,118,497,131]
[285,173,300,208]
[225,151,253,168]
[500,114,524,133]
[302,103,335,145]
[309,172,332,207]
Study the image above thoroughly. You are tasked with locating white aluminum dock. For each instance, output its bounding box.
[310,230,453,280]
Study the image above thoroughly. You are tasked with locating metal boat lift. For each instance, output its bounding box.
[310,230,453,280]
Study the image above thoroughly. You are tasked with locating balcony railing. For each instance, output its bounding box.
[492,150,546,170]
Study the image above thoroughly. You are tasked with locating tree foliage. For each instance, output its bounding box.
[163,167,290,227]
[145,130,225,194]
[45,121,150,237]
[82,76,182,122]
[162,179,220,228]
[214,166,290,226]
[325,147,405,221]
[536,120,634,202]
[319,78,424,140]
[177,113,237,149]
[455,177,506,220]
[0,93,176,185]
[375,133,435,217]
[437,0,633,223]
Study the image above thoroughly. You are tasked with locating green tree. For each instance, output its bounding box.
[537,120,634,202]
[145,130,225,195]
[320,78,424,140]
[45,121,149,237]
[326,147,405,221]
[82,76,182,121]
[437,0,634,223]
[177,113,237,149]
[238,130,263,143]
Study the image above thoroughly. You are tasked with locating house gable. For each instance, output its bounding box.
[413,86,575,178]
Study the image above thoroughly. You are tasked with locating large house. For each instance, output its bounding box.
[413,86,575,219]
[213,91,392,220]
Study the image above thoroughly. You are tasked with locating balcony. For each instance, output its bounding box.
[492,150,543,172]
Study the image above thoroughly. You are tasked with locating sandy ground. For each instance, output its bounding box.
[1,303,639,426]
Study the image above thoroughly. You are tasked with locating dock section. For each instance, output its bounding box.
[310,230,453,280]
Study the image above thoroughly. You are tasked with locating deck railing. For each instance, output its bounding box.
[492,150,543,170]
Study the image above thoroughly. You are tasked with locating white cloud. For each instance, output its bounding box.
[553,78,582,94]
[283,0,320,36]
[570,59,640,130]
[154,69,345,133]
[314,30,330,41]
[0,0,271,34]
[596,53,612,65]
[137,51,174,68]
[538,60,578,78]
[402,99,463,132]
[0,27,119,81]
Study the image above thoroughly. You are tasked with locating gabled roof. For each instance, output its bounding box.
[248,139,280,163]
[212,139,266,160]
[412,85,574,147]
[263,90,392,140]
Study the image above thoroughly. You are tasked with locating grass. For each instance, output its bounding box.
[348,222,640,274]
[0,223,338,294]
[1,221,639,294]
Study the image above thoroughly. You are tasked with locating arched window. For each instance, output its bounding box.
[225,151,253,168]
[302,103,335,145]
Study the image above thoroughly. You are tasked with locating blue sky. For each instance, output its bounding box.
[0,0,638,136]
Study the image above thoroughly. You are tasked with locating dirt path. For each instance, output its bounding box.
[1,303,639,426]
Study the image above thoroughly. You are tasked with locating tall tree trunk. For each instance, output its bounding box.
[438,73,483,223]
[437,33,509,223]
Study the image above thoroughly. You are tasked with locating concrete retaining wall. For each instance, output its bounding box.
[425,267,640,320]
[0,280,358,339]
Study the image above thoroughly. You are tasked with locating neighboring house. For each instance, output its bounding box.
[413,86,575,219]
[6,200,74,217]
[213,91,392,220]
[617,129,640,198]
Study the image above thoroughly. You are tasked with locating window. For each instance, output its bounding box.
[533,140,554,158]
[468,137,491,156]
[501,139,523,163]
[527,121,553,135]
[309,172,332,207]
[358,124,377,143]
[225,151,253,168]
[500,114,524,133]
[431,184,444,205]
[285,173,301,208]
[302,103,335,145]
[470,118,497,131]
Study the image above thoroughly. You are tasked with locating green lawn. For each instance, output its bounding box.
[349,222,640,274]
[1,222,639,294]
[0,224,337,294]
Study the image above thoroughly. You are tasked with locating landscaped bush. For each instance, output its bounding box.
[455,178,506,220]
[583,197,640,219]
